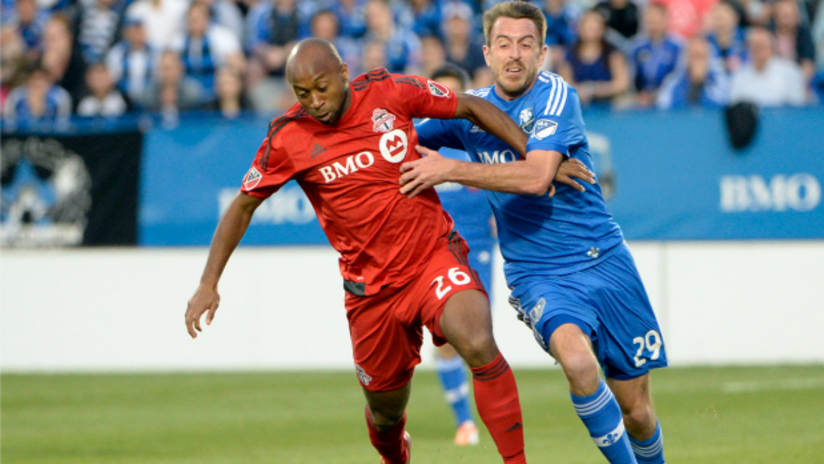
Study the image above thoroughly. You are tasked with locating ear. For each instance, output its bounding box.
[482,44,491,67]
[539,44,549,66]
[341,63,349,82]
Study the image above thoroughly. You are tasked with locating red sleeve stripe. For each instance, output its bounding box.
[393,77,425,89]
[261,109,307,170]
[352,68,391,91]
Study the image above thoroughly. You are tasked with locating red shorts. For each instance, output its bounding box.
[345,232,487,392]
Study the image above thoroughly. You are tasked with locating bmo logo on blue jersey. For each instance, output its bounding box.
[478,149,519,165]
[720,173,821,212]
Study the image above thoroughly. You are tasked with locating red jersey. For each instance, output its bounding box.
[241,69,459,295]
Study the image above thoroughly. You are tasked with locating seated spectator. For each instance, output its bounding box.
[657,36,730,109]
[174,2,243,101]
[77,62,127,116]
[706,1,747,75]
[210,66,248,118]
[559,10,629,107]
[441,1,485,79]
[363,0,420,73]
[143,50,208,113]
[631,2,683,107]
[331,0,367,39]
[772,0,816,81]
[655,0,719,39]
[730,26,806,106]
[11,0,49,60]
[40,15,87,107]
[407,0,442,39]
[361,39,388,72]
[126,0,189,51]
[1,25,27,108]
[310,9,360,74]
[246,0,311,84]
[106,16,154,107]
[77,0,123,65]
[193,0,244,42]
[543,0,581,71]
[418,34,447,79]
[594,0,640,41]
[4,66,71,123]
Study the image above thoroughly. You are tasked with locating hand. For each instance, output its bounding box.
[398,146,454,198]
[552,158,595,197]
[185,284,221,339]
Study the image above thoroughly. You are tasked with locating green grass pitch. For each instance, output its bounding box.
[3,366,823,463]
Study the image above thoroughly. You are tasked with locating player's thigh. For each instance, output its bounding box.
[416,232,488,347]
[590,246,668,380]
[346,289,422,393]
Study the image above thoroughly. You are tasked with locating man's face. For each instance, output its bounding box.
[483,17,546,99]
[435,75,463,94]
[290,64,350,125]
[188,7,209,37]
[748,30,773,69]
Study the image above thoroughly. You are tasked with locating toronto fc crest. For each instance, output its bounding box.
[372,108,396,133]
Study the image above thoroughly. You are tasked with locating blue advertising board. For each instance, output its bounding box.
[139,108,824,246]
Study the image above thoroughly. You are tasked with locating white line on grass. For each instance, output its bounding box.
[722,378,824,393]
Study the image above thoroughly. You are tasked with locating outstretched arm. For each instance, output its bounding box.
[185,192,264,338]
[452,93,528,157]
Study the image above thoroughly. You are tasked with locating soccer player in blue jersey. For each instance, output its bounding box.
[401,2,668,463]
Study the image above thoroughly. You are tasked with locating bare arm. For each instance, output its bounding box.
[453,93,528,157]
[400,146,565,197]
[185,192,264,338]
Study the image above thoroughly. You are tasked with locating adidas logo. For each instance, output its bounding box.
[505,422,522,433]
[311,144,327,158]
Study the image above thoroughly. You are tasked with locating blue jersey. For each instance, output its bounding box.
[416,71,623,286]
[434,147,495,290]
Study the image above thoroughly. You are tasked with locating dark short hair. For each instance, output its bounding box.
[483,1,546,46]
[431,63,470,90]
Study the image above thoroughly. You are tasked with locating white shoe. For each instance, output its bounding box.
[454,421,480,446]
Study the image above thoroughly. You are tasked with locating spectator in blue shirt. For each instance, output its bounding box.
[106,16,154,107]
[706,1,747,75]
[4,66,72,124]
[331,0,367,39]
[541,0,580,70]
[440,1,485,79]
[363,0,420,73]
[309,9,361,74]
[631,2,683,107]
[657,36,730,109]
[12,0,49,59]
[245,0,313,79]
[406,0,442,39]
[559,9,629,107]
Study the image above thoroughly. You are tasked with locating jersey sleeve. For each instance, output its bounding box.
[393,74,459,120]
[415,117,466,151]
[527,76,586,157]
[239,133,297,199]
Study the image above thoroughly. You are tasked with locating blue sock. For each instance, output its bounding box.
[571,380,637,464]
[435,355,474,427]
[629,421,665,464]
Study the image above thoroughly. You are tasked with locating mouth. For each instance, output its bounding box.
[316,112,332,123]
[504,66,523,77]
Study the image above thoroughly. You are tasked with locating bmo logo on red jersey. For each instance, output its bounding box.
[317,129,409,183]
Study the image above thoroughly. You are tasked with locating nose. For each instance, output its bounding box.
[311,93,323,110]
[509,45,522,61]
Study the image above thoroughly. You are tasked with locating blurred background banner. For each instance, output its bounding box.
[137,108,823,247]
[138,119,327,246]
[1,128,142,247]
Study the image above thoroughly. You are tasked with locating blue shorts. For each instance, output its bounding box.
[508,242,667,380]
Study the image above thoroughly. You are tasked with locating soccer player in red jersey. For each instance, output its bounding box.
[185,38,538,464]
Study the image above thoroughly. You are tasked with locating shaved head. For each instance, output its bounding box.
[286,38,344,83]
[286,38,352,125]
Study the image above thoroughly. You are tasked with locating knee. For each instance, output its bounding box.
[368,406,404,431]
[557,350,600,394]
[621,400,655,431]
[455,330,498,367]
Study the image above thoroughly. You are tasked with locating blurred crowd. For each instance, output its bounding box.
[1,0,822,125]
